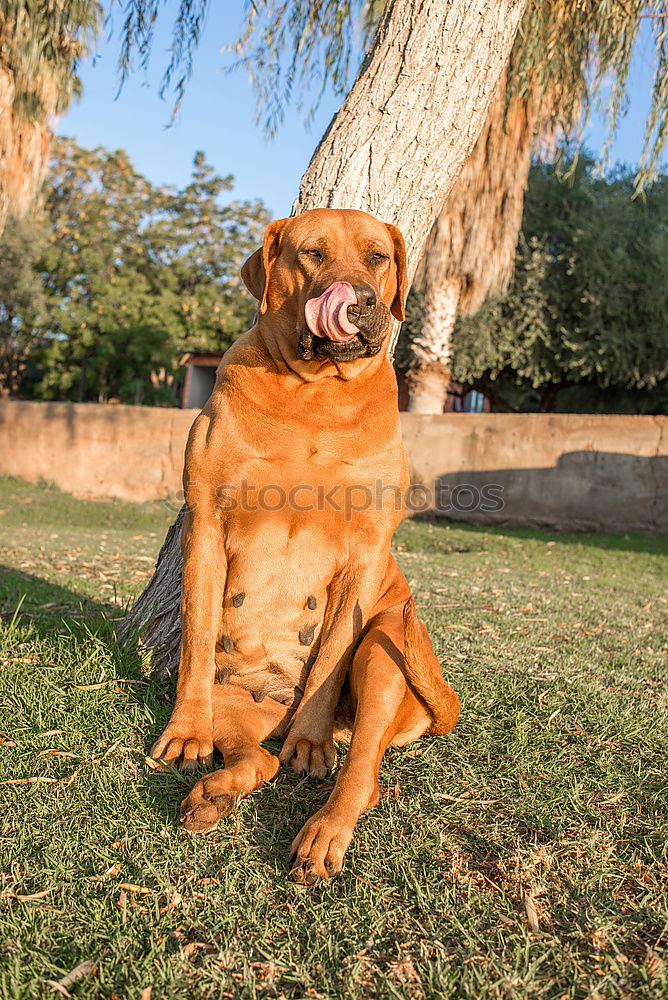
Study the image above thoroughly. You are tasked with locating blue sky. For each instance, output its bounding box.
[59,3,663,218]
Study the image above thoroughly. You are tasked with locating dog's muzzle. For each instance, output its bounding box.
[299,281,389,361]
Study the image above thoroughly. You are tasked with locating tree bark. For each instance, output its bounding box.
[406,276,459,412]
[120,507,185,678]
[120,0,529,672]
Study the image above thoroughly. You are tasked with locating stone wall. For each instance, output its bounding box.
[0,401,665,532]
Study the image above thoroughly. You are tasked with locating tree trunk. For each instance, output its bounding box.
[295,0,529,285]
[539,381,566,413]
[121,508,185,678]
[407,276,459,412]
[120,0,529,672]
[0,67,51,238]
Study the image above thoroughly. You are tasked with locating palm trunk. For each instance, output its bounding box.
[0,67,15,233]
[120,0,529,672]
[407,277,459,412]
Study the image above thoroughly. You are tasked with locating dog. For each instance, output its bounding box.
[151,208,460,883]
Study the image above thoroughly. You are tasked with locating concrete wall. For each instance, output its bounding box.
[0,401,666,532]
[0,401,192,504]
[400,413,667,533]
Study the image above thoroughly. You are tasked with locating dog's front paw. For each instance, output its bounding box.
[279,708,336,780]
[288,805,353,884]
[151,707,213,772]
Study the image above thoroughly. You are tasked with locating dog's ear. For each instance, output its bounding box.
[241,218,289,313]
[384,222,408,322]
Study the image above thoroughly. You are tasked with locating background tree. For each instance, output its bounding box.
[0,0,100,232]
[151,151,267,353]
[0,211,46,396]
[7,138,267,403]
[449,158,668,413]
[36,137,170,404]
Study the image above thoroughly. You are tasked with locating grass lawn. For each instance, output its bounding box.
[0,475,667,999]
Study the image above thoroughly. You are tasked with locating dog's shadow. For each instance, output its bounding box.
[143,734,338,864]
[140,744,337,876]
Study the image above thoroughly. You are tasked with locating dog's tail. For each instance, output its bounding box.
[402,597,460,735]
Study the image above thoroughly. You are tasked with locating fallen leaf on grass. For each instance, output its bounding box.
[106,839,128,851]
[99,863,122,879]
[0,732,16,746]
[45,959,96,997]
[38,750,80,759]
[140,989,152,1000]
[600,791,626,805]
[586,790,627,807]
[181,942,212,959]
[0,776,59,785]
[7,887,56,902]
[523,891,541,934]
[144,756,163,770]
[647,951,665,979]
[434,792,502,805]
[118,883,152,894]
[3,740,125,789]
[159,890,182,914]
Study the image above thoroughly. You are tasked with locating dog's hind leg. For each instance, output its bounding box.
[288,604,438,884]
[180,686,292,834]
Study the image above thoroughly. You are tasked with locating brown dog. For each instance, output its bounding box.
[151,208,459,883]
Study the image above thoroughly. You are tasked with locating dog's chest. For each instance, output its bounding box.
[213,513,340,706]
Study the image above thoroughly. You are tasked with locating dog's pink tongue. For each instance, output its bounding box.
[304,281,360,343]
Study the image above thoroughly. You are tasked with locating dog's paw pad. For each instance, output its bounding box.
[180,792,234,834]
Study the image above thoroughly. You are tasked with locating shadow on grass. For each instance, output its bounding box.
[0,566,324,864]
[411,514,668,556]
[0,563,125,638]
[141,757,329,877]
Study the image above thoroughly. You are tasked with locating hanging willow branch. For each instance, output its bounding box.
[115,0,668,189]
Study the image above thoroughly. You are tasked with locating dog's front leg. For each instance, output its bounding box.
[151,501,227,771]
[279,561,382,779]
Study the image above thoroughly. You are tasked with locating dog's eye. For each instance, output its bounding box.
[370,252,389,263]
[303,248,323,262]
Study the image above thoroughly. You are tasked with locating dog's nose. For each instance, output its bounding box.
[350,284,377,314]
